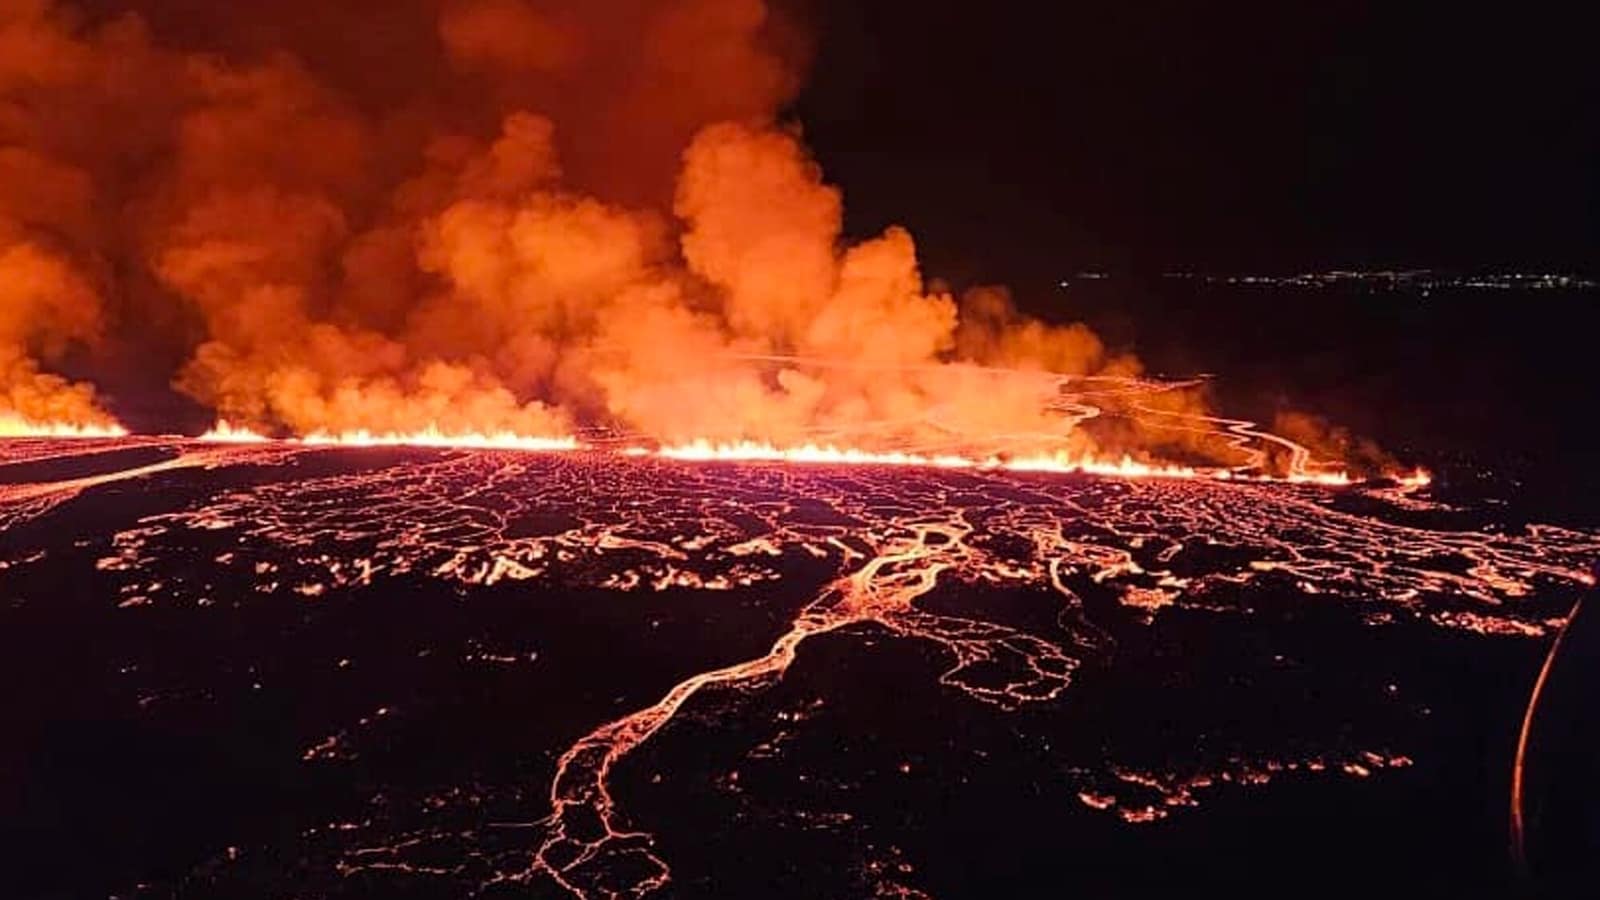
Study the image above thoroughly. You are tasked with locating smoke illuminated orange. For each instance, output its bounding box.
[1,0,1427,485]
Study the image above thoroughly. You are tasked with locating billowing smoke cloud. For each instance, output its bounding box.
[0,0,1186,460]
[0,228,111,428]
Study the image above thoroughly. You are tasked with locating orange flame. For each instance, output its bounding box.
[1395,469,1434,488]
[188,423,1427,488]
[657,440,1204,479]
[652,440,1393,483]
[0,415,129,439]
[300,426,578,452]
[657,440,979,470]
[199,421,577,452]
[197,421,275,444]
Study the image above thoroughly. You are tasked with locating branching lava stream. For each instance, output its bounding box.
[1,436,1595,897]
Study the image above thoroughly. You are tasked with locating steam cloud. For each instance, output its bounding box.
[1,0,1197,459]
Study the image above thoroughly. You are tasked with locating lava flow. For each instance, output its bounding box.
[528,498,1087,897]
[4,434,1587,897]
[0,2,1576,895]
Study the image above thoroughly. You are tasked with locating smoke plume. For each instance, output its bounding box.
[1,0,1193,461]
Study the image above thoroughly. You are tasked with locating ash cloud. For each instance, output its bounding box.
[1,0,1177,458]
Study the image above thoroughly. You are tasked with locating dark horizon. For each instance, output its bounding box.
[792,1,1597,284]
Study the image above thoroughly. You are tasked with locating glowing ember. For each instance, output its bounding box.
[0,415,129,439]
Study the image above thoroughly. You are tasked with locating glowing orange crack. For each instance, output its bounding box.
[25,439,1584,898]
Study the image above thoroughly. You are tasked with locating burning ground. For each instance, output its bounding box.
[1,436,1595,895]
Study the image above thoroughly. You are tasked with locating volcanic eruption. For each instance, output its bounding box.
[0,0,1397,481]
[11,3,1598,899]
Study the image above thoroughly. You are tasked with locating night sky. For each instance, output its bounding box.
[791,1,1597,280]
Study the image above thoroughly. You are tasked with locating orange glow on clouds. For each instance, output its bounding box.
[0,0,1428,490]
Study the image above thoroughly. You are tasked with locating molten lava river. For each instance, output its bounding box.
[1,434,1595,897]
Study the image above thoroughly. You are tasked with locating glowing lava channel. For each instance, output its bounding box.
[524,505,1088,898]
[24,440,1586,897]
